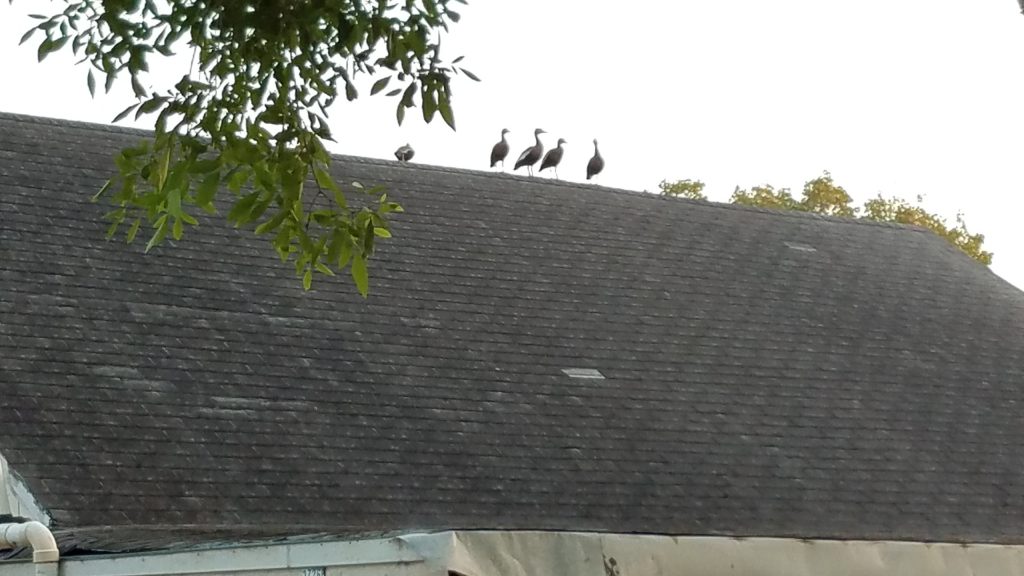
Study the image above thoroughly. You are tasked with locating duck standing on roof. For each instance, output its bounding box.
[490,129,511,170]
[586,139,604,181]
[394,144,415,162]
[514,128,546,176]
[539,138,567,179]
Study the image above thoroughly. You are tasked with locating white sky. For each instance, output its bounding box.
[3,1,1024,287]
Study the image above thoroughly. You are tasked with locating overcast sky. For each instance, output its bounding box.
[3,1,1024,287]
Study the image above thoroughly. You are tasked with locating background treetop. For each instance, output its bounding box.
[659,172,993,266]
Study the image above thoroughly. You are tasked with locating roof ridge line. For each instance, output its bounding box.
[0,109,931,234]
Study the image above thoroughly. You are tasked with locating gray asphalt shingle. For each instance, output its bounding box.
[2,112,1024,544]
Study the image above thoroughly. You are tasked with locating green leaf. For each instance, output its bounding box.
[136,96,166,117]
[422,88,437,122]
[87,69,96,97]
[370,76,391,95]
[332,187,347,210]
[315,261,335,276]
[249,197,273,223]
[125,218,142,243]
[189,158,221,174]
[460,68,480,82]
[91,179,113,202]
[289,197,303,221]
[227,169,250,192]
[172,216,184,240]
[167,185,184,218]
[385,88,403,97]
[345,82,358,101]
[337,237,353,269]
[254,209,288,235]
[35,38,50,62]
[131,76,147,98]
[112,103,138,123]
[373,227,392,238]
[105,219,120,239]
[302,268,313,291]
[313,166,339,192]
[145,214,169,252]
[350,256,369,297]
[194,172,220,208]
[19,28,37,46]
[401,82,417,108]
[438,96,455,130]
[36,37,66,61]
[363,219,375,255]
[228,192,260,225]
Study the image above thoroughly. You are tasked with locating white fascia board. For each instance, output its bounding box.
[438,531,1024,576]
[0,456,8,516]
[52,534,445,576]
[0,453,50,525]
[0,561,32,576]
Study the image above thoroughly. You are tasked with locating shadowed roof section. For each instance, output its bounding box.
[2,112,1024,545]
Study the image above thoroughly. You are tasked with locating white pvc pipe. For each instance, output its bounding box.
[0,521,58,563]
[0,457,12,515]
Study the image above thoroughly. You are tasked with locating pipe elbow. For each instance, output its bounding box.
[23,521,57,564]
[0,521,58,563]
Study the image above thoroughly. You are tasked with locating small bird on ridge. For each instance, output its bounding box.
[586,139,604,181]
[394,144,415,162]
[539,138,567,179]
[514,128,547,176]
[490,128,511,169]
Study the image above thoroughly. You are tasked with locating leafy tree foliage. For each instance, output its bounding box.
[793,172,856,217]
[13,0,476,293]
[729,184,800,212]
[730,172,855,217]
[658,179,706,200]
[862,195,992,265]
[660,172,993,265]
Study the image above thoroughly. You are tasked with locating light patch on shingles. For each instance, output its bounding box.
[197,407,257,419]
[562,368,606,379]
[784,241,817,253]
[89,365,142,378]
[124,301,264,324]
[211,396,315,411]
[121,378,178,393]
[400,316,443,329]
[22,294,78,307]
[263,314,318,327]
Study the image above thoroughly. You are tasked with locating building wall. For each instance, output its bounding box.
[4,530,1024,576]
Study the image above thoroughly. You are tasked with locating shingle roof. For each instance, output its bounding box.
[2,111,1024,545]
